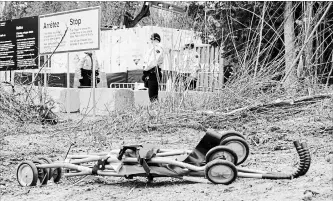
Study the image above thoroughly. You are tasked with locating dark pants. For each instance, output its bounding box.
[148,79,159,102]
[188,78,197,90]
[79,69,100,87]
[142,68,162,103]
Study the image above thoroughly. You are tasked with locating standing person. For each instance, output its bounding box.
[142,33,164,102]
[77,51,100,87]
[183,43,200,90]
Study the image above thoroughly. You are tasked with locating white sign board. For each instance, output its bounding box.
[39,7,100,54]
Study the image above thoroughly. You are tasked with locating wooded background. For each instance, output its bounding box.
[1,1,332,94]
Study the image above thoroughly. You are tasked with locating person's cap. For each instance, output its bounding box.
[150,33,161,42]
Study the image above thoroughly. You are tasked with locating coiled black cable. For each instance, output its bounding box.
[292,141,311,178]
[299,142,311,176]
[262,141,311,180]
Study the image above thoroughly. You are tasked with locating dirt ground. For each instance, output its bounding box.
[1,101,333,201]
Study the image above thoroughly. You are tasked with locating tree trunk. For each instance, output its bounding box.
[304,2,314,85]
[0,1,7,20]
[283,1,297,94]
[254,1,266,78]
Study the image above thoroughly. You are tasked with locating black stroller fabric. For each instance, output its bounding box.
[183,129,223,166]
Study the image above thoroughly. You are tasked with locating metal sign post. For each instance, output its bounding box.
[92,52,96,117]
[67,53,70,117]
[39,7,101,117]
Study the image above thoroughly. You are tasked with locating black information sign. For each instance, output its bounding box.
[0,16,39,71]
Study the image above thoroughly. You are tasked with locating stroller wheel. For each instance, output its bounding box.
[220,136,250,165]
[38,157,62,183]
[205,146,238,165]
[219,131,245,142]
[17,161,38,186]
[52,167,62,183]
[32,160,49,185]
[205,159,237,185]
[38,157,53,180]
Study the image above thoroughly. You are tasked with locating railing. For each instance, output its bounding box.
[110,83,136,89]
[110,82,166,91]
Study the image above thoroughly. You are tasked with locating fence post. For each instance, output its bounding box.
[210,47,215,91]
[205,46,209,72]
[214,47,219,91]
[218,46,224,88]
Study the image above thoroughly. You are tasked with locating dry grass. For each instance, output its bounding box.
[0,82,58,137]
[1,78,331,155]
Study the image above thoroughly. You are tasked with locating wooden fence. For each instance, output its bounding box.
[195,45,225,92]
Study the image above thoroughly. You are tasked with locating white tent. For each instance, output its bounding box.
[48,26,202,74]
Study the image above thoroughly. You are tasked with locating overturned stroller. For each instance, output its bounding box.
[16,129,311,186]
